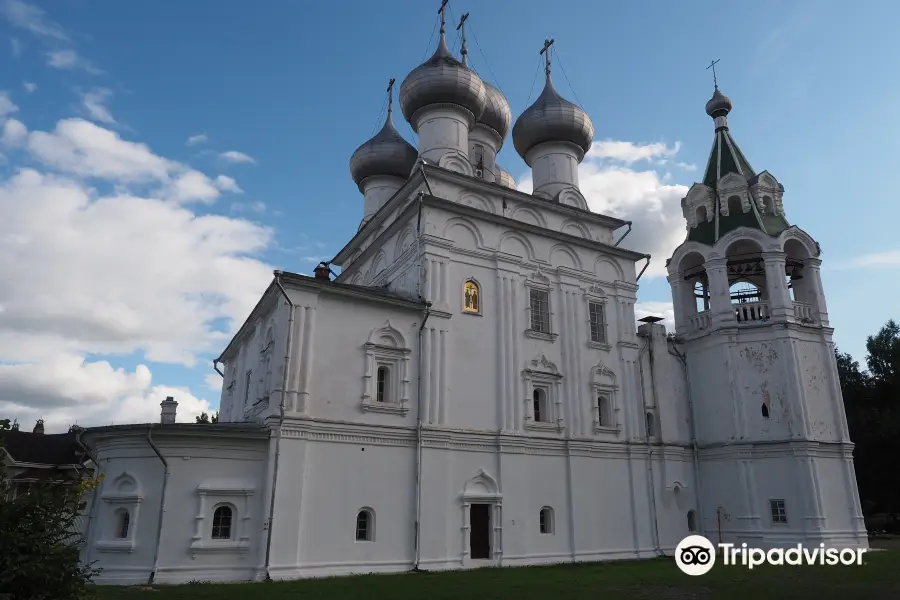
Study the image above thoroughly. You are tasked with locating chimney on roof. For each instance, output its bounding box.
[314,262,332,280]
[33,418,44,434]
[160,397,178,424]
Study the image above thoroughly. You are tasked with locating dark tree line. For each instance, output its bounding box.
[837,319,900,529]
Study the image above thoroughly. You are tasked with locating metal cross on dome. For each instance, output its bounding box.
[707,58,720,88]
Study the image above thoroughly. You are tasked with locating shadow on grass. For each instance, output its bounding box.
[95,550,900,600]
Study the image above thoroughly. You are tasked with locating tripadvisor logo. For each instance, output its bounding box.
[675,535,867,576]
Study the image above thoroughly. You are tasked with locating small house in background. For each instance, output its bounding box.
[1,419,93,499]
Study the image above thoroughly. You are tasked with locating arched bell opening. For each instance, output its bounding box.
[725,238,769,323]
[677,251,710,332]
[783,238,817,323]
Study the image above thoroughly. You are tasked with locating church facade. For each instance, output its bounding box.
[77,8,867,586]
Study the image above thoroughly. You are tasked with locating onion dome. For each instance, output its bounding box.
[705,86,733,118]
[512,69,593,160]
[496,165,516,189]
[477,81,512,142]
[399,25,486,129]
[349,106,417,190]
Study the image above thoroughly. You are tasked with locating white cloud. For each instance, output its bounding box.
[833,250,900,270]
[10,36,21,57]
[0,0,67,41]
[0,91,19,118]
[518,139,689,278]
[0,357,213,432]
[80,88,116,125]
[24,118,232,204]
[214,174,242,194]
[1,118,27,147]
[0,116,275,430]
[587,140,680,164]
[205,373,223,392]
[186,133,208,146]
[219,150,256,164]
[22,81,36,93]
[46,49,101,75]
[635,301,676,334]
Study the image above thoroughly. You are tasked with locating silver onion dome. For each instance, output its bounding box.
[705,86,733,118]
[477,81,512,141]
[496,165,517,189]
[512,74,594,160]
[349,111,418,190]
[399,32,487,129]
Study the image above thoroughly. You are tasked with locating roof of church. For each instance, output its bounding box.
[688,86,791,245]
[0,429,86,466]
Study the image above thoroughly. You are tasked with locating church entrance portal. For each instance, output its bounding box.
[470,503,491,559]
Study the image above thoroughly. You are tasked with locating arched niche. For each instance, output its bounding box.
[443,217,484,250]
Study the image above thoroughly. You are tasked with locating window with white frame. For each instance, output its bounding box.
[591,360,619,434]
[770,499,787,524]
[584,287,611,350]
[530,289,550,333]
[361,320,411,415]
[523,353,564,431]
[589,301,607,344]
[189,483,255,557]
[539,507,554,534]
[95,472,143,554]
[646,411,656,438]
[356,508,374,541]
[525,274,557,342]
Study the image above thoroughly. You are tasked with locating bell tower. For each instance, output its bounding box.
[666,81,867,549]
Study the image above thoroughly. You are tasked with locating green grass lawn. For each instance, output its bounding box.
[94,549,900,600]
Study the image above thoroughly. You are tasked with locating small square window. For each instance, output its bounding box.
[770,499,787,524]
[589,302,607,344]
[530,289,550,333]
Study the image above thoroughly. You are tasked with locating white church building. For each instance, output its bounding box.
[77,6,868,585]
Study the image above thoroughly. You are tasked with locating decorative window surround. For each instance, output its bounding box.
[96,472,143,554]
[591,360,620,434]
[190,483,255,557]
[460,469,503,565]
[584,286,612,351]
[361,320,411,415]
[523,354,564,432]
[525,273,558,342]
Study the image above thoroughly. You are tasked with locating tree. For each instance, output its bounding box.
[0,418,101,599]
[839,319,900,530]
[195,410,219,424]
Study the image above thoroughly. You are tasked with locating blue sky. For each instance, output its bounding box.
[0,0,896,430]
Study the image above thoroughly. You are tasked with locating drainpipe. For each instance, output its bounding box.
[635,255,652,282]
[146,426,169,585]
[263,272,294,581]
[637,333,663,556]
[413,301,432,572]
[669,342,705,538]
[212,359,224,378]
[613,222,633,247]
[75,429,101,569]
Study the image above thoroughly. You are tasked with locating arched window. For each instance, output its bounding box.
[533,388,548,423]
[356,508,374,541]
[211,506,233,540]
[695,205,708,226]
[761,402,770,419]
[376,366,390,402]
[116,509,130,539]
[727,195,743,215]
[463,280,480,314]
[645,412,655,438]
[687,510,697,532]
[539,507,554,534]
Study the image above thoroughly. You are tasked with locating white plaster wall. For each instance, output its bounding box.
[85,432,268,585]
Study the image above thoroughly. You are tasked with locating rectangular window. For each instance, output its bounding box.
[530,289,550,333]
[473,144,484,168]
[533,388,548,423]
[589,302,607,343]
[597,395,609,426]
[244,370,252,403]
[376,366,389,402]
[770,499,787,524]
